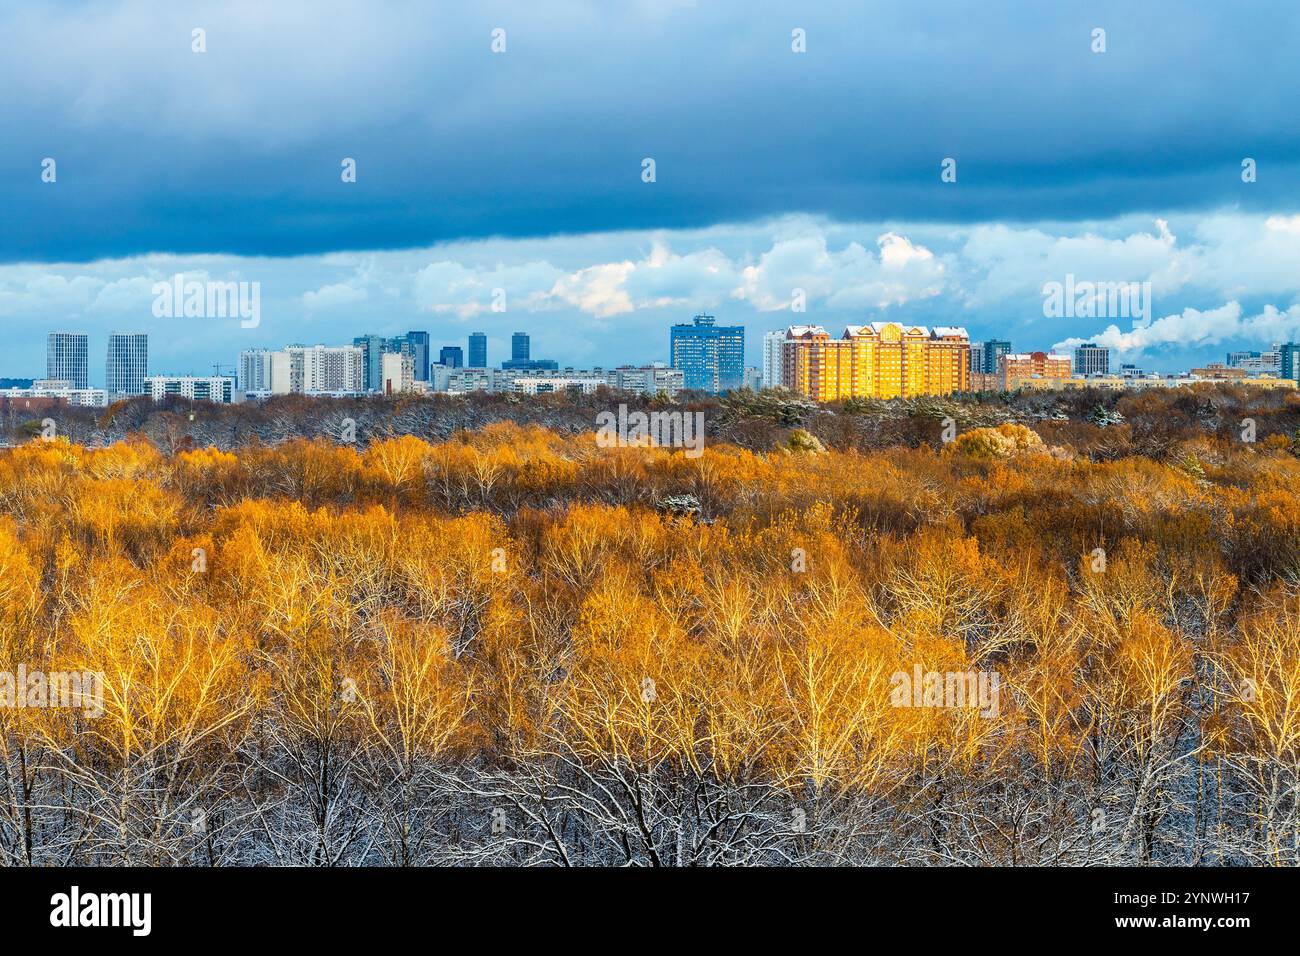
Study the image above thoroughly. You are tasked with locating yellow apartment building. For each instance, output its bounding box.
[782,323,971,401]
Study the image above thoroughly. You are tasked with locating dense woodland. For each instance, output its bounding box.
[1,385,1299,865]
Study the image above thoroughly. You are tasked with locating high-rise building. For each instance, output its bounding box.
[241,345,363,394]
[406,331,431,381]
[500,331,558,370]
[291,345,365,393]
[781,323,969,402]
[353,334,426,390]
[762,330,785,388]
[670,314,745,394]
[352,335,386,391]
[47,332,89,389]
[468,332,488,368]
[970,339,1012,375]
[439,346,464,368]
[239,348,291,393]
[1073,343,1110,376]
[106,332,148,396]
[381,351,416,395]
[1280,343,1300,382]
[1002,351,1073,389]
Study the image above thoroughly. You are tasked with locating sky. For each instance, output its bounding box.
[2,1,1299,383]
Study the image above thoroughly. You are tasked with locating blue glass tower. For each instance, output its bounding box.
[669,314,744,394]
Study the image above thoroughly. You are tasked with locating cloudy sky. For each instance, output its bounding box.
[3,1,1299,382]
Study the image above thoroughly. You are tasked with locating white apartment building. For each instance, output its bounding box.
[381,350,417,395]
[446,368,499,394]
[762,330,785,388]
[0,380,107,407]
[610,365,684,397]
[239,345,365,394]
[144,375,238,403]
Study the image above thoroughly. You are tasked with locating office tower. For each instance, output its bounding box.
[1280,343,1300,381]
[781,323,969,402]
[500,331,558,371]
[406,331,431,381]
[439,346,464,368]
[47,331,89,389]
[106,332,148,396]
[1001,351,1073,389]
[468,332,488,368]
[669,314,745,394]
[762,330,785,388]
[971,339,1011,375]
[353,335,382,391]
[1073,343,1110,376]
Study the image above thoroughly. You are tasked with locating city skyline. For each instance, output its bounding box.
[6,212,1300,383]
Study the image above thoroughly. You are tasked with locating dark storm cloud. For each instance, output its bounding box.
[1,0,1297,263]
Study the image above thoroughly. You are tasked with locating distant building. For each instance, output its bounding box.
[1001,351,1073,389]
[446,368,498,394]
[468,332,488,368]
[240,345,364,394]
[971,339,1012,375]
[762,331,786,388]
[782,323,969,401]
[670,314,744,394]
[406,331,431,382]
[1226,347,1282,376]
[743,367,763,391]
[610,365,684,397]
[439,346,464,368]
[1191,363,1248,381]
[1119,363,1144,379]
[1014,374,1295,393]
[1280,343,1300,382]
[381,350,417,395]
[352,333,427,389]
[500,331,558,370]
[506,374,605,395]
[47,332,89,389]
[106,332,148,396]
[239,348,291,393]
[0,380,106,407]
[1073,343,1110,376]
[145,375,237,403]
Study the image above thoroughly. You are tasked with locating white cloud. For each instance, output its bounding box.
[301,282,367,310]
